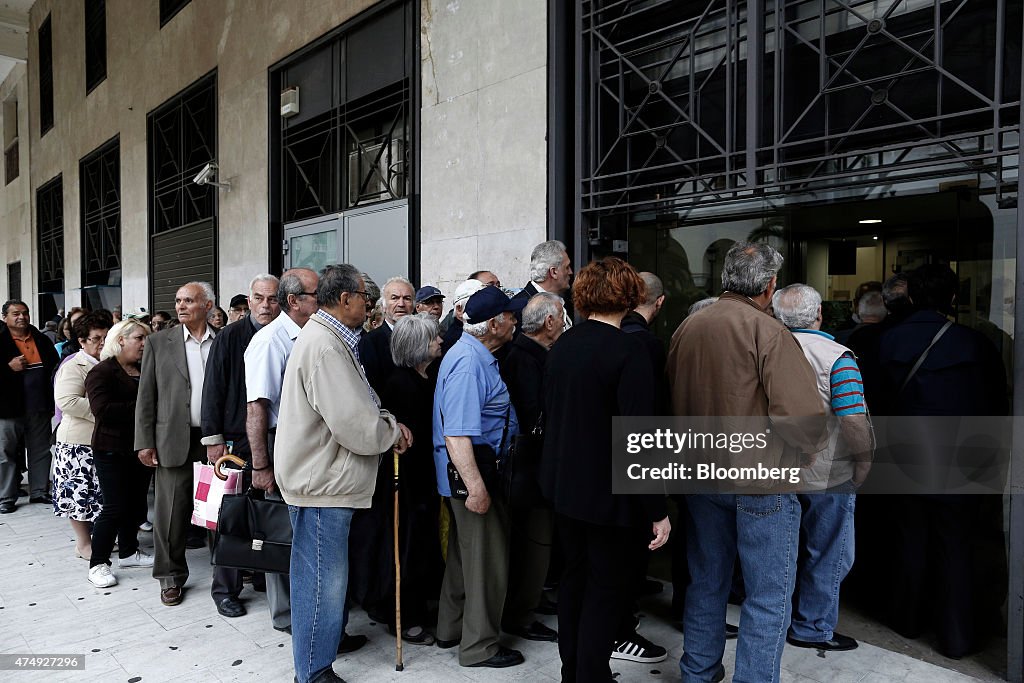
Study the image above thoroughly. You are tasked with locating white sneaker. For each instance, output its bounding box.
[139,521,153,532]
[88,564,118,588]
[118,551,155,568]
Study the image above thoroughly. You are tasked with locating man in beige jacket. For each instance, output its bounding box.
[275,263,411,683]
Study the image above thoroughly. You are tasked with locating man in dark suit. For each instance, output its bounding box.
[201,275,280,618]
[135,281,216,607]
[511,241,573,331]
[358,276,414,393]
[0,300,60,513]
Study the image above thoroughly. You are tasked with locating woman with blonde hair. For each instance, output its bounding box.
[84,319,153,588]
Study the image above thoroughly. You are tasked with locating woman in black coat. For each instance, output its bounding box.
[84,319,153,588]
[541,258,671,683]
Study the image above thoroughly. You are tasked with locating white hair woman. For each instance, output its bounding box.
[52,311,111,560]
[365,312,444,645]
[83,319,154,588]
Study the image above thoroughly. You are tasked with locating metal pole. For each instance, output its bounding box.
[745,0,764,190]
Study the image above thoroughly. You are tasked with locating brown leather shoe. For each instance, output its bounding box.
[161,586,183,606]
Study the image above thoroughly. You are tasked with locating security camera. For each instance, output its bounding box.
[193,162,217,185]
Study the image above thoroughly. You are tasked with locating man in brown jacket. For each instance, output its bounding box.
[666,241,826,683]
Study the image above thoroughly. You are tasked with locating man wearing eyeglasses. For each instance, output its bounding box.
[0,299,60,514]
[200,274,281,619]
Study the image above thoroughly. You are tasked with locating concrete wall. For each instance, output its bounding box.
[418,0,547,302]
[23,0,378,313]
[0,64,31,307]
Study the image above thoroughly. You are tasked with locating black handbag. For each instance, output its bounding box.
[212,488,292,574]
[503,412,544,508]
[444,406,509,500]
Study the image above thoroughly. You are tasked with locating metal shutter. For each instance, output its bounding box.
[150,218,215,313]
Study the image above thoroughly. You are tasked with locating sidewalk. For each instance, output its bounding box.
[0,499,989,682]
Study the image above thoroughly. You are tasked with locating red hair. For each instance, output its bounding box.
[572,257,646,319]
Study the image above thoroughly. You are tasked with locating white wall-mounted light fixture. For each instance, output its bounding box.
[281,87,300,118]
[193,162,231,191]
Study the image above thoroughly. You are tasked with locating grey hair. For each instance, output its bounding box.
[721,241,783,297]
[317,264,363,307]
[183,281,215,304]
[464,311,506,338]
[278,271,305,313]
[249,273,279,296]
[639,272,664,306]
[390,312,439,368]
[529,240,567,283]
[772,284,821,329]
[882,273,909,306]
[687,297,718,316]
[521,292,563,335]
[382,276,414,295]
[362,273,380,302]
[857,290,888,319]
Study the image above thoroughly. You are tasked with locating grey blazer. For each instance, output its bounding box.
[134,326,213,467]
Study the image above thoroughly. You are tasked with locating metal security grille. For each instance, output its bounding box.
[578,0,1022,219]
[276,3,412,224]
[148,73,216,235]
[84,0,106,93]
[150,219,215,313]
[38,15,53,135]
[80,137,120,286]
[36,175,63,294]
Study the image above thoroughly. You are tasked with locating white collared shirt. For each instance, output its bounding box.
[183,324,215,427]
[244,312,302,428]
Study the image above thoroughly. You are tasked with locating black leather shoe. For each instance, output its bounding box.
[293,668,347,683]
[467,646,524,668]
[725,623,739,640]
[336,633,367,654]
[787,632,858,651]
[274,625,292,635]
[0,501,14,514]
[30,494,52,505]
[216,597,246,618]
[436,637,460,649]
[504,620,558,642]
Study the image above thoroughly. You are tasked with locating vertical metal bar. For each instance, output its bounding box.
[1010,8,1024,682]
[994,0,1005,158]
[934,0,943,138]
[725,0,734,189]
[773,0,781,184]
[746,0,764,190]
[574,0,587,268]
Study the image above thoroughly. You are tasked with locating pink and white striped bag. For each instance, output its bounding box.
[191,462,243,530]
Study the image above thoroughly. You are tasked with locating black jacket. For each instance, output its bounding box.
[541,320,666,527]
[0,325,59,419]
[440,318,463,356]
[200,315,260,453]
[499,333,547,432]
[86,356,140,453]
[620,311,670,416]
[358,323,395,393]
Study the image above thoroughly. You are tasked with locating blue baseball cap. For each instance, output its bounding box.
[464,285,527,324]
[415,285,444,304]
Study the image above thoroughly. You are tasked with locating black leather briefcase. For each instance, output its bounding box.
[212,488,292,574]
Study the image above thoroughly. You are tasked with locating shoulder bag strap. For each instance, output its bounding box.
[899,320,953,393]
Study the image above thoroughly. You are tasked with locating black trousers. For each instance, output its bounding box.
[90,450,153,568]
[556,514,633,683]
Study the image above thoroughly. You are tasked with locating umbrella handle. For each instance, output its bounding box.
[393,448,403,671]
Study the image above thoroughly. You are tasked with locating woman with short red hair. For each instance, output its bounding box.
[540,257,672,682]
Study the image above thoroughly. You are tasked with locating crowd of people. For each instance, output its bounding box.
[0,237,1008,683]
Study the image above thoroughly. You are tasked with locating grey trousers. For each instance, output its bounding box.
[0,411,53,503]
[265,431,291,630]
[438,496,510,666]
[152,432,205,590]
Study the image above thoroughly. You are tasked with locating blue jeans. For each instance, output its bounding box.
[789,491,856,642]
[680,493,800,683]
[289,506,354,683]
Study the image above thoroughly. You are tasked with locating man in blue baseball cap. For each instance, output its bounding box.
[415,285,445,320]
[432,285,528,669]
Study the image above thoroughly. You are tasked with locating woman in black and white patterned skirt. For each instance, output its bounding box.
[52,312,110,559]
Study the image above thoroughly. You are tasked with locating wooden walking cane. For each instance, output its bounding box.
[393,448,403,671]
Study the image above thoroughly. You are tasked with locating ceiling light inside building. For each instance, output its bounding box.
[859,218,882,224]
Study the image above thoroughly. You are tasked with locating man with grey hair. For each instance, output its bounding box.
[772,283,872,653]
[200,274,281,618]
[512,240,573,330]
[666,242,826,682]
[847,273,912,414]
[433,286,527,668]
[276,264,412,683]
[359,275,415,392]
[441,278,487,355]
[498,292,563,644]
[136,281,217,607]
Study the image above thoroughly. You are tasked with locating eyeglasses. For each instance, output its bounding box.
[348,290,370,300]
[85,335,106,344]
